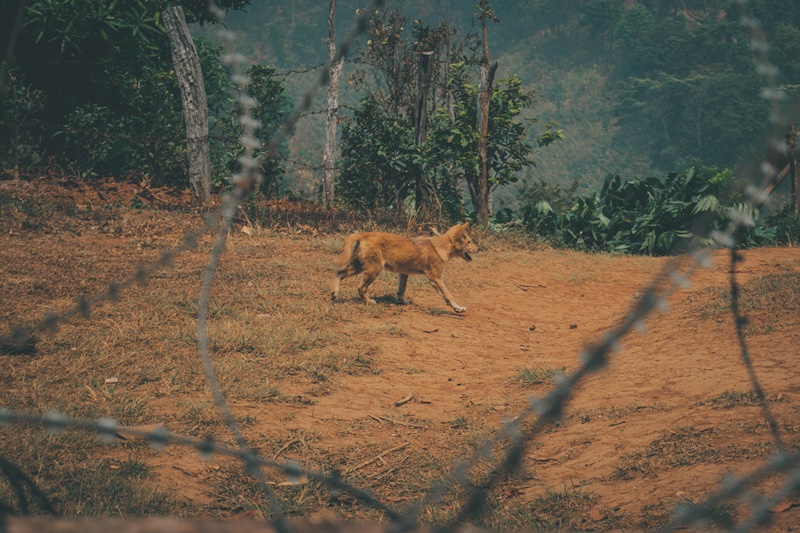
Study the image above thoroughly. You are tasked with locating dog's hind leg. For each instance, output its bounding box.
[396,273,409,304]
[357,268,381,304]
[331,263,361,301]
[331,271,344,300]
[331,238,362,301]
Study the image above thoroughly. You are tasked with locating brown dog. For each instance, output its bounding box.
[330,223,478,313]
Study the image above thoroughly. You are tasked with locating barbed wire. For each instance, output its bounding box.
[0,408,400,520]
[193,1,389,531]
[1,1,798,530]
[401,0,800,528]
[274,61,328,78]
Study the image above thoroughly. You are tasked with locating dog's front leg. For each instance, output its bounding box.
[430,278,466,313]
[397,273,409,304]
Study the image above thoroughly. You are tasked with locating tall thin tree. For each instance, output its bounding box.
[788,123,798,213]
[322,0,344,207]
[162,6,211,205]
[474,0,498,226]
[414,50,434,216]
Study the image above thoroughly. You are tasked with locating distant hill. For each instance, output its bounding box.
[215,0,800,200]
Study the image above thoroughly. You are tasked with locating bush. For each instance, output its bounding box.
[514,165,777,255]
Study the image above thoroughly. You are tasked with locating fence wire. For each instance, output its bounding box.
[1,1,799,531]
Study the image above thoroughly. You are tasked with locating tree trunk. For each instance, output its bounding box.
[475,61,497,227]
[474,0,497,227]
[788,123,798,213]
[322,0,343,208]
[162,6,211,206]
[414,51,434,217]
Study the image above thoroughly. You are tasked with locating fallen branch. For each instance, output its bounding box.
[395,392,413,407]
[515,283,547,292]
[273,438,302,460]
[345,442,410,475]
[379,416,424,429]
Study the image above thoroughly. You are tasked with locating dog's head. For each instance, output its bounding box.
[447,222,479,262]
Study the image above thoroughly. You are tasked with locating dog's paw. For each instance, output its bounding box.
[365,298,377,305]
[453,305,467,313]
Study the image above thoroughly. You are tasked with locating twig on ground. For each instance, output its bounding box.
[345,443,410,475]
[395,392,414,407]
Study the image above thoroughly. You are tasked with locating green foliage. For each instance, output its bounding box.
[339,29,561,221]
[0,0,250,185]
[764,205,800,245]
[430,67,563,217]
[516,165,777,255]
[609,2,776,171]
[212,64,288,196]
[0,71,47,173]
[338,96,419,214]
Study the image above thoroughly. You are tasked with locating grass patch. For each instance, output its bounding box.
[698,389,785,409]
[692,273,800,334]
[574,402,670,423]
[612,427,775,480]
[475,486,624,531]
[55,459,177,515]
[515,367,566,387]
[0,427,188,517]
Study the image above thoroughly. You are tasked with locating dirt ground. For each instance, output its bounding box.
[1,178,799,530]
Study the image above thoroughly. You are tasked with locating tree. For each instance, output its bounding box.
[474,0,499,227]
[339,6,561,222]
[215,64,287,198]
[0,0,248,186]
[429,67,563,220]
[163,6,211,205]
[338,96,418,214]
[343,8,462,218]
[321,0,343,207]
[788,123,798,213]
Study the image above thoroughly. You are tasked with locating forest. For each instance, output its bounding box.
[2,0,800,253]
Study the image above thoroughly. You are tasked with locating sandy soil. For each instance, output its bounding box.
[1,178,799,530]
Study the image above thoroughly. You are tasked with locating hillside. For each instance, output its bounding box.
[1,179,799,529]
[216,0,800,199]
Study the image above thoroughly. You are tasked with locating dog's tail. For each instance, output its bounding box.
[334,233,362,271]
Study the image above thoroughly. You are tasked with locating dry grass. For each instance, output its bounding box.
[612,426,776,480]
[0,195,522,522]
[2,186,799,530]
[692,273,800,335]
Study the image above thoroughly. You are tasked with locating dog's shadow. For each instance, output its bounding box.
[335,294,411,306]
[337,295,462,316]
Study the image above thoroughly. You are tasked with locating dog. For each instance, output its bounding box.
[330,222,478,313]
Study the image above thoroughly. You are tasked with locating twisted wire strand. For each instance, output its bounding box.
[190,1,388,529]
[0,407,400,519]
[402,2,800,525]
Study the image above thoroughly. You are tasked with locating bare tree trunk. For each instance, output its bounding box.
[414,51,434,217]
[474,0,497,227]
[476,61,497,227]
[322,0,343,208]
[162,6,210,206]
[788,123,798,213]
